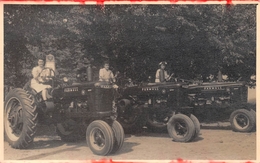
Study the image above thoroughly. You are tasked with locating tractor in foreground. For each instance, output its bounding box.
[4,55,124,156]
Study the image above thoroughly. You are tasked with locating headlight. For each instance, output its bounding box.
[161,89,166,94]
[63,77,69,82]
[81,90,86,95]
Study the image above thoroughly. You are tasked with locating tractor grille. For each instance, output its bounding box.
[94,87,114,112]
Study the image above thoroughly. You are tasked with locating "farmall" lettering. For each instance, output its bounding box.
[204,86,223,90]
[64,87,79,92]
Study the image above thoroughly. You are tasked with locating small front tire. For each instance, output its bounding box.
[230,109,255,132]
[86,120,114,156]
[190,114,200,139]
[110,120,125,154]
[167,114,195,142]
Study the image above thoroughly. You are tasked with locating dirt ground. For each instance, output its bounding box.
[4,122,256,161]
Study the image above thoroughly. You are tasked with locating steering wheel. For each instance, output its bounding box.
[39,67,56,84]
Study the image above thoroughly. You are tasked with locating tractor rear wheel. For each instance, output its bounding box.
[117,105,147,133]
[4,88,38,149]
[146,109,173,132]
[56,119,85,142]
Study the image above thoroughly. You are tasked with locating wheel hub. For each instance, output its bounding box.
[235,115,248,128]
[94,130,105,147]
[5,97,24,140]
[90,128,105,150]
[175,122,187,136]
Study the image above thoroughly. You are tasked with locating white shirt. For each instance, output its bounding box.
[155,69,169,83]
[31,66,51,92]
[99,68,115,82]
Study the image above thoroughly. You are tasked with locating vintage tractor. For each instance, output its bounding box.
[187,80,256,132]
[116,81,200,142]
[4,55,124,156]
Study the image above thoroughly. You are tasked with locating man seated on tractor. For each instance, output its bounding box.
[125,78,136,87]
[99,61,118,88]
[30,58,52,101]
[99,61,116,82]
[155,61,173,83]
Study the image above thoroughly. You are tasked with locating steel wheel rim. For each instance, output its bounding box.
[57,123,74,135]
[233,113,250,129]
[89,127,106,151]
[148,112,170,126]
[5,97,24,141]
[120,114,138,125]
[173,120,188,138]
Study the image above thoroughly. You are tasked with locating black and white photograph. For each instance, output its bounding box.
[3,3,257,160]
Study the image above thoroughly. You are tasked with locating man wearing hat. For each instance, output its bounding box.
[155,61,171,83]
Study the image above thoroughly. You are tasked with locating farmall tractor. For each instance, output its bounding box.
[187,80,256,132]
[116,75,256,143]
[116,81,201,142]
[4,55,124,156]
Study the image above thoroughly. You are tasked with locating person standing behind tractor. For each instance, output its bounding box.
[31,58,51,101]
[155,61,172,83]
[99,61,116,83]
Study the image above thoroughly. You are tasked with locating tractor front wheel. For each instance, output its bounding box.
[110,120,125,154]
[190,114,201,139]
[86,120,114,156]
[230,109,255,132]
[167,114,195,142]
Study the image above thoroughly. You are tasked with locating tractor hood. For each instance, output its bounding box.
[188,81,246,90]
[122,82,186,96]
[52,81,114,98]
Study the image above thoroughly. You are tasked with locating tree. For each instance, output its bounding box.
[4,4,256,90]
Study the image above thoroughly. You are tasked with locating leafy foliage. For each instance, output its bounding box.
[4,4,256,89]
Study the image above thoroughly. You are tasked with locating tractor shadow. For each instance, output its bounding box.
[19,141,87,160]
[125,127,170,138]
[200,121,232,130]
[109,141,140,156]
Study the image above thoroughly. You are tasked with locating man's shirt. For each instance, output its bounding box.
[99,68,115,82]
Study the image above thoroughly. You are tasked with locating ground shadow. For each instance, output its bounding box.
[18,141,87,160]
[32,139,65,149]
[201,125,232,130]
[109,142,140,156]
[191,136,204,142]
[125,128,170,138]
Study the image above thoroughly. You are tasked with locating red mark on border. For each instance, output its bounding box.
[1,0,257,5]
[88,160,256,163]
[91,159,145,163]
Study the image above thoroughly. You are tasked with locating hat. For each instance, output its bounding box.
[159,61,167,66]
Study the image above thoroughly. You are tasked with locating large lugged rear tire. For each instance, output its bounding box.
[230,109,255,132]
[86,120,114,156]
[190,114,200,139]
[110,120,125,154]
[4,88,38,149]
[117,105,147,133]
[56,119,85,142]
[167,114,195,142]
[146,109,173,133]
